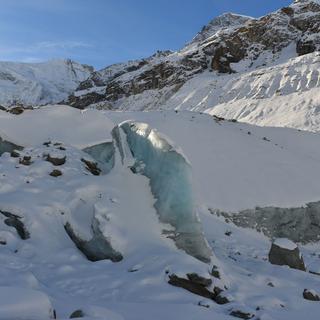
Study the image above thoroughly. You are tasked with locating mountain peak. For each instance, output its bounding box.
[191,12,254,44]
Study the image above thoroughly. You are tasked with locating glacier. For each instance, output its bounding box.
[115,121,212,263]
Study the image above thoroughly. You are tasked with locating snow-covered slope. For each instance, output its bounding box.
[66,0,320,131]
[0,59,92,107]
[1,106,320,319]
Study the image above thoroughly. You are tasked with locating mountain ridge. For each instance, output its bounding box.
[62,0,320,131]
[1,1,320,132]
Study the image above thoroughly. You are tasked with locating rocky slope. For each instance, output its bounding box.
[0,59,93,107]
[66,0,320,131]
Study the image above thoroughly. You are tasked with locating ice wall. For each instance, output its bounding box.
[83,142,115,174]
[117,121,212,263]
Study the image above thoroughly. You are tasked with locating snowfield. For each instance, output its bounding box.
[0,105,320,319]
[0,60,92,107]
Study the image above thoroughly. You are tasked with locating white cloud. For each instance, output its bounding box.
[35,41,92,50]
[0,40,94,63]
[0,40,92,54]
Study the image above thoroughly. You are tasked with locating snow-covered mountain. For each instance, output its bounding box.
[1,2,320,319]
[66,0,320,131]
[0,59,93,107]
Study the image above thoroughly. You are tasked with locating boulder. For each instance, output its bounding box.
[268,238,306,271]
[230,309,255,319]
[49,169,62,177]
[69,309,85,318]
[46,154,66,166]
[303,289,320,301]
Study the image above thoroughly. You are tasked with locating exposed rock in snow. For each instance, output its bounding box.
[229,307,255,319]
[0,210,30,240]
[303,289,320,301]
[268,239,306,271]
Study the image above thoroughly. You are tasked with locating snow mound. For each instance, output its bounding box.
[0,105,114,148]
[0,287,54,320]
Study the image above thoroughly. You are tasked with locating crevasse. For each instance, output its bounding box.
[116,121,212,263]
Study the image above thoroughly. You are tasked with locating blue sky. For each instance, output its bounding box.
[0,0,292,69]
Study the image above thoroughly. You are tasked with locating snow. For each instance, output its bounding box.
[185,12,254,51]
[108,110,320,211]
[0,59,92,107]
[274,238,298,250]
[0,287,54,320]
[0,105,114,148]
[0,107,320,319]
[159,52,320,132]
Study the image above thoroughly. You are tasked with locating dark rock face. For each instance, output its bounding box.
[303,289,320,301]
[297,39,316,55]
[0,210,30,240]
[268,240,306,271]
[67,92,107,110]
